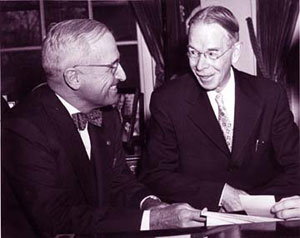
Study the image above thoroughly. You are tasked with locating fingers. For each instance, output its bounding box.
[184,220,205,228]
[188,209,205,222]
[177,206,205,227]
[279,195,300,203]
[222,196,243,212]
[272,196,300,212]
[221,184,246,212]
[172,203,205,223]
[275,207,300,219]
[271,196,300,219]
[149,202,205,230]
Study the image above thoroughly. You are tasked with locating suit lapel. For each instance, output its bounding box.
[88,121,113,207]
[40,86,98,205]
[231,70,263,167]
[186,76,230,156]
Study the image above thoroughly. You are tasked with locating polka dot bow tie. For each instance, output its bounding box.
[71,109,103,130]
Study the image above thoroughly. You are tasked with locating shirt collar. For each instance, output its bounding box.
[56,93,80,115]
[207,67,235,97]
[221,67,235,96]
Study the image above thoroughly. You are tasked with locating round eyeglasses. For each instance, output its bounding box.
[187,45,233,61]
[73,59,120,76]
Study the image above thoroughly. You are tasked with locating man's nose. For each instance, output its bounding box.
[196,54,209,71]
[115,64,126,82]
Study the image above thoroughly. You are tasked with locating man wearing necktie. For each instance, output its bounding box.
[1,19,204,237]
[141,6,300,214]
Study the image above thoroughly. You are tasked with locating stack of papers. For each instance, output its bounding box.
[202,195,281,226]
[202,210,282,226]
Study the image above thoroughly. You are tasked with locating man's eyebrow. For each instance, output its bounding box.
[187,45,220,52]
[206,47,220,51]
[187,45,197,50]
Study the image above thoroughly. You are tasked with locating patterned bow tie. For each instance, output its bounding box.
[71,109,103,130]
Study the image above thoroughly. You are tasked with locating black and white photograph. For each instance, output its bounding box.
[1,0,299,237]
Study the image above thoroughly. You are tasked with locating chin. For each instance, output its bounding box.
[109,96,120,106]
[200,82,218,91]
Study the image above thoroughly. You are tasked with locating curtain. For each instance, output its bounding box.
[130,0,200,86]
[257,0,299,85]
[130,0,165,87]
[163,0,200,80]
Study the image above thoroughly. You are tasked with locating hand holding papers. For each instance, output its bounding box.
[202,195,282,227]
[220,184,249,212]
[271,196,300,219]
[239,195,276,217]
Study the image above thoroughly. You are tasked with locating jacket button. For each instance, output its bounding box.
[106,140,111,146]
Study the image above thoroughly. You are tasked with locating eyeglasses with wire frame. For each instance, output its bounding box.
[187,45,233,61]
[73,59,120,75]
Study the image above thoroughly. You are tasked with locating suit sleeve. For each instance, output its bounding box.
[140,91,225,211]
[249,85,300,196]
[2,117,143,236]
[110,109,152,208]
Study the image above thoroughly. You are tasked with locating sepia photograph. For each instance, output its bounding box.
[1,0,299,237]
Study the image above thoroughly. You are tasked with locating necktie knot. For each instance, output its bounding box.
[215,93,225,111]
[71,109,103,130]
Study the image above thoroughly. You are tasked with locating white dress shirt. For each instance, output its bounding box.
[206,67,236,207]
[56,94,91,158]
[56,94,150,230]
[207,67,235,126]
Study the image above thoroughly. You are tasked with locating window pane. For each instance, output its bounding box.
[92,2,137,41]
[118,45,140,89]
[44,1,88,31]
[1,1,41,47]
[1,51,45,101]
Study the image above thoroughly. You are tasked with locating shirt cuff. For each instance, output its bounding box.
[140,210,150,230]
[140,195,161,210]
[218,183,228,207]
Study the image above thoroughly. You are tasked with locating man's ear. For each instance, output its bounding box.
[231,41,241,64]
[63,68,80,90]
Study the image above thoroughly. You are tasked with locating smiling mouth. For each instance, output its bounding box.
[198,74,214,82]
[110,85,118,93]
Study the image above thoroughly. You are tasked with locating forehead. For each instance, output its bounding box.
[90,32,119,63]
[189,22,231,50]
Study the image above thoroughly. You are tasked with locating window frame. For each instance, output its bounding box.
[0,0,155,119]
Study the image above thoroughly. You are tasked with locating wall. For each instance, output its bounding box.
[201,0,257,75]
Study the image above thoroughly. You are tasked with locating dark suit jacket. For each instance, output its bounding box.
[1,169,39,238]
[2,85,151,237]
[141,68,300,211]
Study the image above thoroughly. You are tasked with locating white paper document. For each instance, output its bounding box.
[201,195,300,227]
[239,195,276,217]
[201,210,282,227]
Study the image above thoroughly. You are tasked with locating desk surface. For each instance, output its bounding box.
[96,220,300,238]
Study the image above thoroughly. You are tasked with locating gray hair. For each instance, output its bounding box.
[187,6,239,43]
[42,19,109,82]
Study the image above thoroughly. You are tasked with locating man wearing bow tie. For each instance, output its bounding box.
[2,19,204,237]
